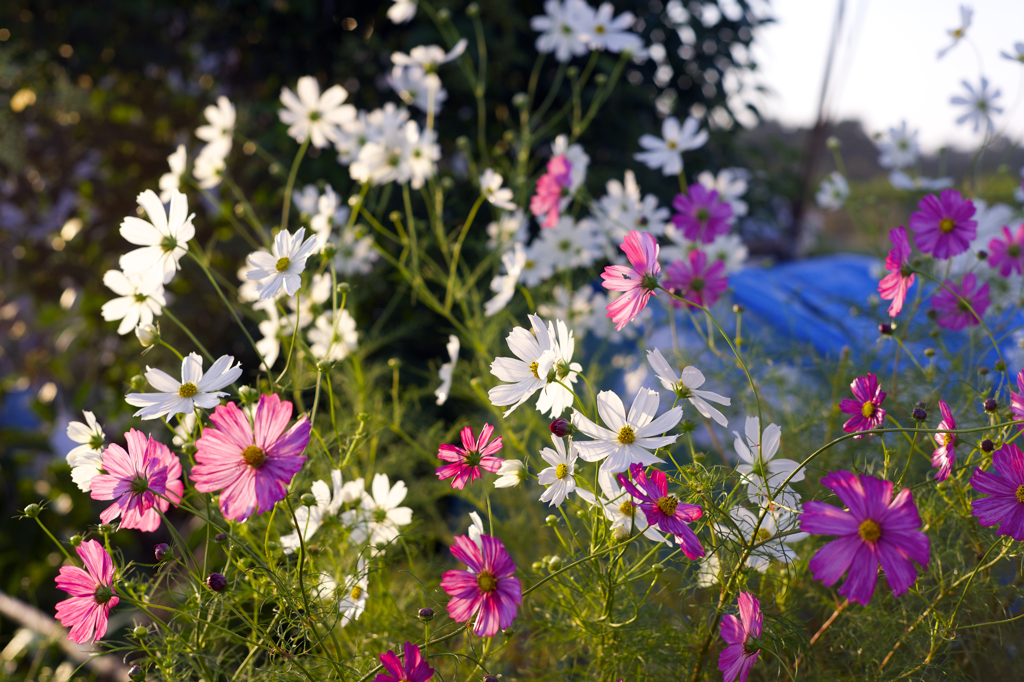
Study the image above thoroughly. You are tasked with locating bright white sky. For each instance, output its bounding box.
[745,0,1024,151]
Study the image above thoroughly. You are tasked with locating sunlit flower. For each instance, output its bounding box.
[931,399,957,481]
[193,140,229,189]
[647,348,730,427]
[480,169,516,211]
[937,4,972,59]
[577,469,670,543]
[987,224,1024,276]
[191,393,311,522]
[339,558,369,626]
[617,463,704,558]
[333,228,379,277]
[1011,370,1024,431]
[663,250,728,310]
[530,155,572,228]
[245,227,319,299]
[119,189,195,287]
[531,0,592,63]
[909,189,976,259]
[387,0,418,24]
[374,641,434,682]
[388,64,447,114]
[971,443,1024,541]
[279,76,356,148]
[718,592,761,682]
[91,428,183,532]
[196,96,236,148]
[951,77,1003,134]
[487,314,554,414]
[930,273,990,330]
[601,230,660,330]
[715,506,806,572]
[486,209,529,249]
[54,540,119,644]
[281,469,348,554]
[310,185,348,249]
[494,459,528,488]
[815,171,849,210]
[66,411,106,492]
[126,353,242,420]
[573,1,643,53]
[436,424,504,490]
[878,226,916,317]
[573,388,682,473]
[537,436,579,506]
[435,334,460,405]
[158,144,187,202]
[876,121,920,169]
[441,534,522,637]
[734,416,803,494]
[839,374,886,438]
[308,310,359,362]
[801,471,929,605]
[484,243,527,317]
[593,170,670,252]
[348,474,413,548]
[634,115,708,176]
[671,185,733,244]
[101,269,165,336]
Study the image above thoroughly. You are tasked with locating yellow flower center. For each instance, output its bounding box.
[242,445,267,468]
[1016,485,1024,504]
[656,496,678,517]
[555,463,568,480]
[476,570,497,593]
[939,218,955,233]
[529,361,540,378]
[617,425,636,445]
[350,586,363,600]
[667,140,677,149]
[858,519,882,543]
[942,433,954,447]
[752,528,772,543]
[276,257,291,272]
[619,500,635,516]
[861,401,876,418]
[177,382,198,398]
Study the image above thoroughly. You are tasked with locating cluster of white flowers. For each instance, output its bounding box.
[531,0,645,63]
[194,96,236,189]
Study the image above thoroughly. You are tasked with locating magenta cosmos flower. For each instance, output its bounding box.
[988,224,1024,276]
[878,226,916,317]
[55,539,119,644]
[908,189,976,259]
[601,230,661,331]
[191,393,311,522]
[436,424,504,490]
[617,463,704,559]
[671,185,733,244]
[801,471,930,605]
[930,273,990,330]
[931,399,957,481]
[374,642,434,682]
[971,443,1024,541]
[663,250,728,310]
[1010,370,1024,430]
[839,374,886,439]
[529,155,572,228]
[718,592,762,682]
[90,428,183,532]
[441,533,522,637]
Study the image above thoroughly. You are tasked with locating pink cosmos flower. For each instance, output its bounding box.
[1010,370,1024,431]
[839,374,886,439]
[191,393,311,522]
[801,471,930,605]
[671,185,733,244]
[878,226,916,317]
[529,155,572,228]
[441,533,522,637]
[971,443,1024,541]
[54,539,119,644]
[90,429,183,532]
[908,189,976,259]
[988,224,1024,276]
[663,250,728,310]
[374,642,435,682]
[601,230,661,331]
[930,273,990,330]
[931,399,957,481]
[436,424,504,490]
[718,592,761,682]
[617,463,704,559]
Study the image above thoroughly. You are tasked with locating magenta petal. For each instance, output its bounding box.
[808,534,861,587]
[837,541,879,605]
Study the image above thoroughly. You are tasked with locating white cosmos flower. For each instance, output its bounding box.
[484,242,527,317]
[171,413,197,448]
[572,388,683,473]
[195,96,236,148]
[282,470,346,554]
[256,300,282,370]
[435,334,460,405]
[283,272,332,333]
[486,209,528,249]
[734,416,804,494]
[339,558,369,626]
[815,171,849,210]
[308,310,358,362]
[576,469,669,543]
[480,169,516,210]
[101,269,166,335]
[697,553,722,589]
[494,460,527,488]
[119,189,195,288]
[696,168,749,221]
[951,77,1003,134]
[279,76,356,149]
[388,0,417,23]
[392,39,467,73]
[536,216,603,271]
[633,115,708,176]
[593,170,670,255]
[888,170,954,192]
[245,227,319,299]
[388,64,447,114]
[194,138,229,189]
[488,314,581,417]
[333,228,379,277]
[536,318,583,417]
[714,506,807,572]
[66,411,105,492]
[467,511,486,549]
[520,239,558,287]
[310,186,344,249]
[158,145,187,203]
[572,1,643,54]
[348,473,413,548]
[531,0,593,63]
[937,4,972,59]
[1002,42,1024,63]
[537,436,579,506]
[647,348,731,427]
[292,184,321,218]
[537,285,594,331]
[125,352,243,420]
[875,121,920,170]
[350,115,436,189]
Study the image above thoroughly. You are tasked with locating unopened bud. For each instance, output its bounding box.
[238,385,259,403]
[923,348,936,358]
[316,360,334,372]
[612,525,630,541]
[456,136,470,150]
[995,360,1007,372]
[679,419,696,434]
[214,532,228,544]
[300,493,317,506]
[575,508,587,518]
[531,561,544,572]
[981,439,994,452]
[502,627,514,637]
[129,374,147,390]
[206,572,228,592]
[465,2,480,17]
[418,607,434,621]
[133,625,149,638]
[826,136,840,150]
[180,442,197,456]
[337,282,351,293]
[549,418,573,438]
[691,452,706,464]
[99,524,116,535]
[545,515,558,527]
[154,543,170,561]
[512,92,529,109]
[878,323,892,335]
[388,358,402,368]
[135,323,159,347]
[566,66,580,78]
[547,555,563,572]
[594,73,608,85]
[651,562,665,575]
[389,210,402,223]
[912,407,927,421]
[984,398,998,412]
[437,7,451,20]
[483,676,499,682]
[440,176,455,190]
[69,534,82,547]
[733,304,744,313]
[23,503,40,518]
[128,665,145,681]
[976,250,988,261]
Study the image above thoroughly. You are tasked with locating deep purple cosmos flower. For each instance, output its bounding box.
[718,592,761,682]
[663,250,729,310]
[930,273,990,330]
[801,471,930,605]
[839,374,886,438]
[671,185,733,244]
[617,463,704,559]
[971,443,1024,541]
[878,226,915,317]
[908,189,976,259]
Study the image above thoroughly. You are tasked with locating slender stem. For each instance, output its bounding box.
[281,139,310,231]
[445,195,486,311]
[161,306,214,362]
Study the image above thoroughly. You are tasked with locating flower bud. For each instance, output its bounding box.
[437,7,451,20]
[440,176,455,190]
[316,360,335,372]
[547,555,563,572]
[135,323,159,347]
[531,561,544,572]
[575,508,587,518]
[995,360,1008,372]
[129,374,147,391]
[128,665,145,681]
[214,532,228,544]
[679,419,696,434]
[981,439,994,453]
[878,323,892,335]
[23,503,40,518]
[418,607,434,622]
[826,136,840,150]
[978,366,990,376]
[566,66,580,78]
[455,136,471,150]
[388,358,402,369]
[984,398,998,412]
[154,543,170,561]
[923,348,936,358]
[133,625,149,638]
[691,451,706,464]
[612,525,630,542]
[594,73,608,85]
[238,385,259,403]
[512,92,529,109]
[651,562,665,575]
[322,243,337,259]
[976,250,988,260]
[502,627,514,637]
[99,523,117,535]
[549,418,573,438]
[389,210,402,223]
[300,493,318,506]
[733,304,744,313]
[465,2,480,17]
[206,572,228,592]
[180,443,198,456]
[337,282,351,293]
[912,407,927,421]
[483,676,499,682]
[69,534,82,547]
[545,515,558,527]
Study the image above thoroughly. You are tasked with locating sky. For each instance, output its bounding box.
[744,0,1024,151]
